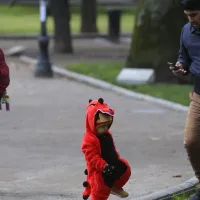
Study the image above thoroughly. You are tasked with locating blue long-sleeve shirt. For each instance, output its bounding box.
[177,22,200,94]
[177,22,200,76]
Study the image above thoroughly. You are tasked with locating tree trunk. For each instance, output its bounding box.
[80,0,98,33]
[125,0,188,83]
[50,0,73,53]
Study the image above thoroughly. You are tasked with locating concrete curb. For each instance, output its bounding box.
[19,55,188,113]
[133,177,198,200]
[0,33,131,40]
[18,55,198,199]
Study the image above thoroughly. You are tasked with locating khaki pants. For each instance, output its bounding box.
[184,92,200,182]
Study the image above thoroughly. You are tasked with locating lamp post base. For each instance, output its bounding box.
[35,35,53,78]
[35,59,53,78]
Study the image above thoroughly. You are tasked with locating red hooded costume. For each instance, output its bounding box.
[0,48,10,97]
[81,98,131,200]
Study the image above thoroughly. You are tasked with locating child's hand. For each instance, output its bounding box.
[103,164,115,176]
[102,164,117,188]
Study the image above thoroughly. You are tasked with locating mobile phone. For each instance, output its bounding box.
[167,62,179,70]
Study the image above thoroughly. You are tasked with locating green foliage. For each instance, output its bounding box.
[0,5,135,34]
[71,6,136,14]
[66,61,192,106]
[172,187,198,200]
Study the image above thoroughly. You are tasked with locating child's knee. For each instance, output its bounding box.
[119,158,131,175]
[125,162,131,177]
[120,158,130,167]
[114,159,131,188]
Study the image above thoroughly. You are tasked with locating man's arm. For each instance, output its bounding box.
[177,27,191,72]
[82,141,107,173]
[170,27,191,77]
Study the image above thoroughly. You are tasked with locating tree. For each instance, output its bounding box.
[125,0,188,83]
[80,0,98,33]
[49,0,73,53]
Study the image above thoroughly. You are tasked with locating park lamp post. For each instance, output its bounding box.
[35,0,53,77]
[9,0,53,78]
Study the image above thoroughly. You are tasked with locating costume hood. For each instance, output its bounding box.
[85,98,114,135]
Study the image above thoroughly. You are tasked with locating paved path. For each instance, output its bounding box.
[1,38,130,68]
[0,57,193,199]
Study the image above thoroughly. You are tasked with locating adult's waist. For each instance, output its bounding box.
[189,61,200,77]
[194,76,200,95]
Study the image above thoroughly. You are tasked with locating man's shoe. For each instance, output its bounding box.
[111,186,129,198]
[189,189,200,200]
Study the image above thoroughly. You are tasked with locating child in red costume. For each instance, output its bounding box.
[81,98,131,200]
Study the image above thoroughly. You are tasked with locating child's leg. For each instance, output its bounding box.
[90,174,111,200]
[114,158,131,188]
[110,159,131,198]
[90,193,110,200]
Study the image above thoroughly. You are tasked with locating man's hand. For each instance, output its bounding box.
[169,62,188,77]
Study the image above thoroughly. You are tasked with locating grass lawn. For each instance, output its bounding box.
[173,195,191,200]
[0,5,135,34]
[66,61,193,106]
[172,188,197,200]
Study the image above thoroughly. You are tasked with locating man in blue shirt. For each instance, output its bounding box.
[170,0,200,199]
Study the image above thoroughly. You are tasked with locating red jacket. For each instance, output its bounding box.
[0,49,10,95]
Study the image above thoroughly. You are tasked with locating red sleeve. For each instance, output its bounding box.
[82,138,107,173]
[0,48,10,94]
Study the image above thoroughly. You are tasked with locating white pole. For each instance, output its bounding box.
[40,0,46,23]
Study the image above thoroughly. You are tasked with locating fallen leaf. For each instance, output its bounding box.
[173,175,182,178]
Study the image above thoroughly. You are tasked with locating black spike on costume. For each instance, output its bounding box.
[83,181,88,187]
[83,195,89,200]
[84,169,88,175]
[98,98,104,104]
[89,99,92,103]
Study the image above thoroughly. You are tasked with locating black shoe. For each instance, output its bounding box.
[189,189,200,200]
